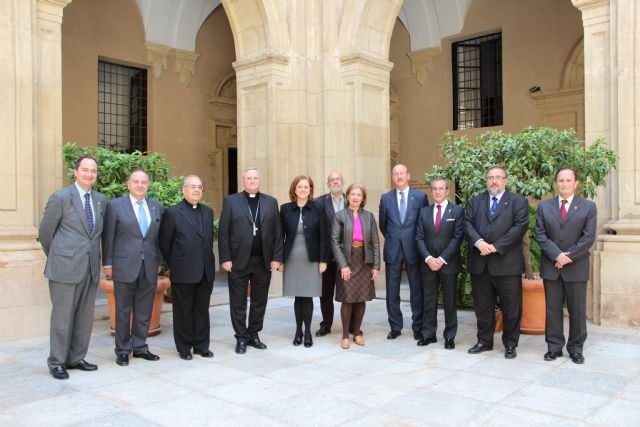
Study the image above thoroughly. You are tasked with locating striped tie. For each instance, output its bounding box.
[84,193,94,234]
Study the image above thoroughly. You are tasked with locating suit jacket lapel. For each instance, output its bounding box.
[390,191,402,223]
[90,192,103,234]
[122,197,144,238]
[490,191,510,222]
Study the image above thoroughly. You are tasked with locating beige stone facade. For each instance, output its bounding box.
[1,0,638,339]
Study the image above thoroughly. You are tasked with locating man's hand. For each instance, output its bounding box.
[318,262,327,274]
[371,269,379,281]
[477,240,497,256]
[270,261,281,271]
[222,261,232,272]
[103,266,113,279]
[555,252,572,269]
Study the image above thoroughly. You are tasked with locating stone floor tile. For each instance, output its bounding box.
[427,371,526,403]
[205,376,303,408]
[93,376,191,408]
[537,368,629,396]
[587,398,640,427]
[259,392,369,426]
[469,405,585,427]
[503,383,609,418]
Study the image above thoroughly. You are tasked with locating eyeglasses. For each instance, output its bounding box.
[486,176,506,182]
[184,185,203,190]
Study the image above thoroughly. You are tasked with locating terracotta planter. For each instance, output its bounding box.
[99,276,171,337]
[495,309,504,332]
[521,276,545,335]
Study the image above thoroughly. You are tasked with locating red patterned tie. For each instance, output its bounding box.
[435,205,442,233]
[560,199,568,220]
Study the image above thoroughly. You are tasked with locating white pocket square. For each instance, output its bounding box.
[446,218,455,222]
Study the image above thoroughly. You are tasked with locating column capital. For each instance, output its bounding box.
[572,0,609,11]
[408,47,442,87]
[36,0,72,24]
[145,42,171,80]
[172,48,200,87]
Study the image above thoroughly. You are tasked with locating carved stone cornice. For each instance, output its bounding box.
[572,0,609,11]
[36,0,72,25]
[408,46,441,86]
[172,48,200,86]
[145,42,171,80]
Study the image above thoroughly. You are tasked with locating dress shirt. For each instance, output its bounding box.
[129,194,150,225]
[332,194,345,213]
[74,182,95,219]
[396,188,409,211]
[426,200,449,265]
[559,194,574,210]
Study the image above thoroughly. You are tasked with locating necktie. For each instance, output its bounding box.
[560,199,568,220]
[435,204,442,233]
[84,193,94,234]
[399,191,406,223]
[490,196,498,216]
[137,200,149,236]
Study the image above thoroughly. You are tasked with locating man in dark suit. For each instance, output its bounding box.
[39,156,105,380]
[315,171,345,336]
[464,166,528,359]
[535,168,596,364]
[102,170,163,366]
[415,178,464,349]
[160,175,215,360]
[379,164,428,340]
[218,167,283,354]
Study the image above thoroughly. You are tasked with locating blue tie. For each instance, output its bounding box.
[137,200,149,236]
[490,196,498,216]
[84,193,94,234]
[399,191,406,223]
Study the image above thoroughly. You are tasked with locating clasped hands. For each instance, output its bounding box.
[476,240,497,256]
[340,267,379,281]
[554,252,572,269]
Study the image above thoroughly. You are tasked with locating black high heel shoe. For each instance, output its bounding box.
[293,331,303,346]
[303,332,313,348]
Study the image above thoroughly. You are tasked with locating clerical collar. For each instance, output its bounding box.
[244,191,260,199]
[182,198,199,210]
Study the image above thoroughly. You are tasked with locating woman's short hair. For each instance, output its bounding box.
[288,175,315,202]
[345,183,367,208]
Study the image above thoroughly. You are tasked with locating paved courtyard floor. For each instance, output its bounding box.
[1,294,639,426]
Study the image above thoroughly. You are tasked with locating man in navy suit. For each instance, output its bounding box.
[102,170,163,366]
[218,167,283,354]
[416,178,464,349]
[535,168,596,364]
[464,166,528,359]
[379,164,428,340]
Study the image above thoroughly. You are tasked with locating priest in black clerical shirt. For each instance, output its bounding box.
[160,175,216,360]
[218,167,283,354]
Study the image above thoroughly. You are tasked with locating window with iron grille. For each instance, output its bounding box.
[98,61,147,152]
[452,33,502,130]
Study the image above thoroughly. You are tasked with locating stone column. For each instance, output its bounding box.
[573,0,640,326]
[0,0,70,339]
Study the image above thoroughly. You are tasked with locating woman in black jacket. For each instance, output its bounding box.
[279,175,329,347]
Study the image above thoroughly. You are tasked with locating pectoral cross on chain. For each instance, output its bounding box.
[253,224,259,236]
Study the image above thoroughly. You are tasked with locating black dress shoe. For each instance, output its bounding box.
[49,366,69,380]
[387,330,401,339]
[570,353,585,364]
[468,342,493,354]
[544,351,563,361]
[247,337,267,350]
[67,359,98,371]
[235,340,247,354]
[116,354,129,366]
[179,352,193,360]
[315,326,331,337]
[413,331,424,341]
[504,346,517,359]
[303,332,313,348]
[293,331,303,346]
[133,350,160,361]
[416,337,437,347]
[194,349,214,358]
[444,339,455,350]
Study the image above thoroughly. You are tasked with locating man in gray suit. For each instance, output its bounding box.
[39,156,106,380]
[535,168,596,364]
[102,170,163,366]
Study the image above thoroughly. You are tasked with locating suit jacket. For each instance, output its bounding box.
[102,196,163,283]
[218,192,283,271]
[330,208,381,270]
[535,196,597,282]
[464,190,529,276]
[280,201,329,263]
[379,188,428,264]
[416,202,464,274]
[159,200,216,284]
[315,192,345,262]
[38,185,106,284]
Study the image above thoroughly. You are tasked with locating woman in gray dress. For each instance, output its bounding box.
[331,183,380,349]
[279,176,328,347]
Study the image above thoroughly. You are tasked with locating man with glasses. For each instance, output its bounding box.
[464,166,528,359]
[160,175,216,360]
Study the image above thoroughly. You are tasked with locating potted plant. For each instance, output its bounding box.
[63,143,184,335]
[425,126,617,333]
